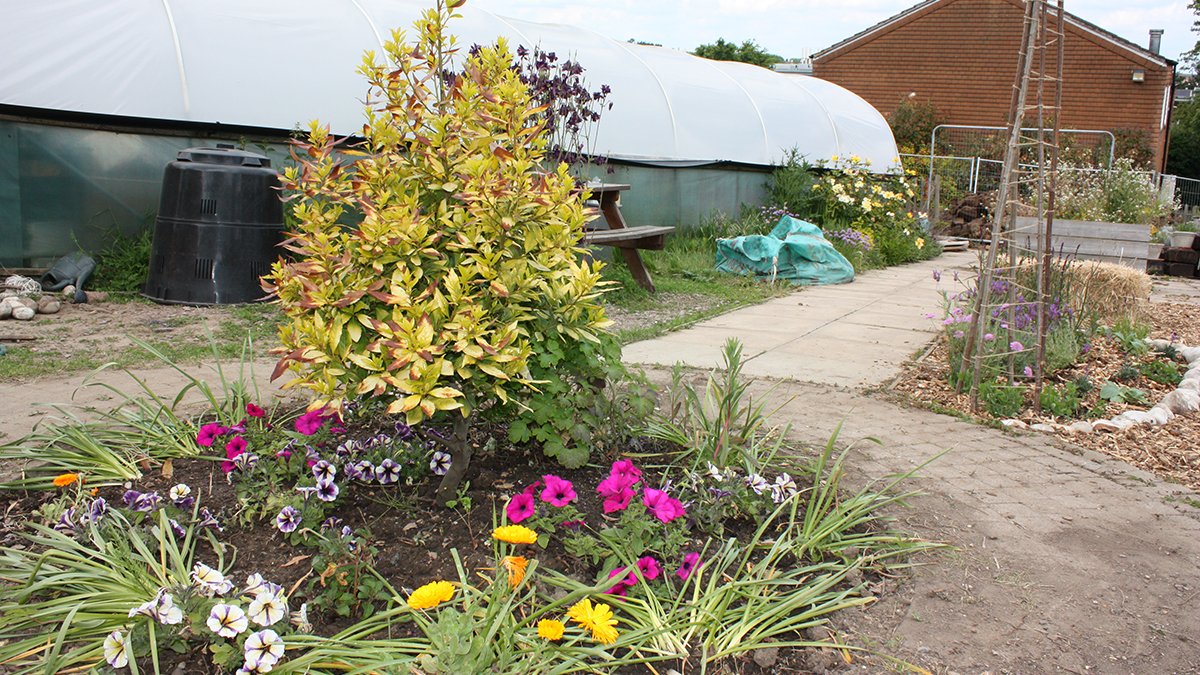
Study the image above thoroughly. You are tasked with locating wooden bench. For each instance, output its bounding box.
[581,183,674,292]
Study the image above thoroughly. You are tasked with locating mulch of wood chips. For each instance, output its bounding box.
[891,301,1200,492]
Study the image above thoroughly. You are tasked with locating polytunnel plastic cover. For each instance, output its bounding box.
[0,0,899,169]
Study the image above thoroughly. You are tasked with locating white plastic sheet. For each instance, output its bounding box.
[1,0,899,169]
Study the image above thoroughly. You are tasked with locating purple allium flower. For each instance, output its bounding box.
[1023,365,1034,378]
[312,460,336,484]
[953,330,965,339]
[375,458,401,485]
[315,480,339,503]
[429,451,451,476]
[275,506,301,533]
[1010,341,1024,352]
[983,333,995,342]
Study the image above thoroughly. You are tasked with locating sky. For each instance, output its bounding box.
[469,0,1196,64]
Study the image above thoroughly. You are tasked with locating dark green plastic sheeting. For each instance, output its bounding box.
[715,215,855,285]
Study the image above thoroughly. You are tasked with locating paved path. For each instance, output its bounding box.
[624,252,975,387]
[625,257,1200,674]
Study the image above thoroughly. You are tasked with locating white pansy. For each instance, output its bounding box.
[103,629,129,669]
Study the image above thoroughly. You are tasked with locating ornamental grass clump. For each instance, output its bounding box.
[265,0,614,502]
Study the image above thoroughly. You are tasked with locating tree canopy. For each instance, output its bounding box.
[1168,100,1200,179]
[692,38,781,69]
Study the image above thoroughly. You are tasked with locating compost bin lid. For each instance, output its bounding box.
[175,144,271,168]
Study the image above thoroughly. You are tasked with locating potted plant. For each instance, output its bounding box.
[1169,221,1197,248]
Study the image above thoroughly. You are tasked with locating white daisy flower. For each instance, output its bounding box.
[103,629,128,669]
[206,603,249,638]
[248,590,288,627]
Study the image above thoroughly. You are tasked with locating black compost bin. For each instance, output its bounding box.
[143,144,283,305]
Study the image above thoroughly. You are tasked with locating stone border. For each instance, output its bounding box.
[1004,342,1200,434]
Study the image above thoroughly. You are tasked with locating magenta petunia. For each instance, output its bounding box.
[539,474,577,507]
[642,488,686,523]
[294,410,326,436]
[195,423,224,448]
[225,436,247,458]
[245,403,265,418]
[506,492,536,523]
[602,487,635,514]
[676,552,701,581]
[609,459,642,485]
[604,566,637,595]
[596,474,635,497]
[636,556,661,581]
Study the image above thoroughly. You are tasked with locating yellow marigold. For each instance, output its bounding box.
[492,525,538,545]
[53,473,79,488]
[407,580,455,610]
[537,618,565,641]
[567,598,619,645]
[915,238,926,249]
[502,555,529,588]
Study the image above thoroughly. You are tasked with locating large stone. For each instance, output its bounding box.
[1114,410,1155,425]
[1030,423,1057,433]
[1180,346,1200,364]
[1067,421,1094,434]
[12,306,35,321]
[36,296,61,314]
[1093,418,1133,433]
[1146,406,1174,425]
[1160,389,1200,415]
[1178,378,1200,393]
[1000,419,1027,430]
[1146,338,1172,351]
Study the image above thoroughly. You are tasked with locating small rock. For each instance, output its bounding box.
[1068,421,1094,434]
[84,290,108,303]
[15,296,36,310]
[752,646,780,668]
[1160,389,1200,415]
[1000,419,1027,429]
[1146,338,1171,350]
[1114,410,1155,425]
[12,306,35,321]
[1030,423,1057,432]
[62,284,76,299]
[1181,346,1200,364]
[1147,406,1174,425]
[36,297,61,314]
[1178,378,1200,393]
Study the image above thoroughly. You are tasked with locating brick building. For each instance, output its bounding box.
[812,0,1175,172]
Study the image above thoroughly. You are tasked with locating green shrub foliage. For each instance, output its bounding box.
[265,0,613,500]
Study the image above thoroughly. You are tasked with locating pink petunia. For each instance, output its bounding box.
[245,403,265,418]
[636,556,661,581]
[604,566,638,595]
[642,488,686,523]
[506,492,536,523]
[539,474,577,507]
[602,487,635,514]
[596,475,632,497]
[294,410,326,436]
[221,435,248,474]
[522,480,543,497]
[609,459,641,486]
[676,552,701,581]
[195,423,224,448]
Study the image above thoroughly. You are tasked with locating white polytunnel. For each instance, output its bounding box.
[0,0,901,266]
[0,0,899,168]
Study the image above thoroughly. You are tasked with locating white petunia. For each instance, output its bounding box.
[207,603,249,638]
[746,473,768,495]
[243,629,286,670]
[247,591,288,627]
[706,462,723,482]
[192,561,230,597]
[103,629,128,669]
[168,483,192,501]
[243,573,283,599]
[154,591,184,625]
[770,473,798,504]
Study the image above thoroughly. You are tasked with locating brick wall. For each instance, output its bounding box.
[812,0,1173,171]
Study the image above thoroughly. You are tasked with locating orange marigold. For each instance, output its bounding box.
[53,473,79,488]
[501,555,529,588]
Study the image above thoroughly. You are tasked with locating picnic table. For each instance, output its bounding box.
[581,183,674,292]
